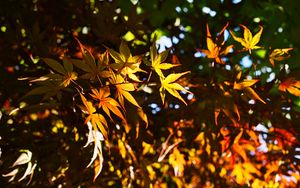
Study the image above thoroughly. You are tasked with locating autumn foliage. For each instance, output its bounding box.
[1,1,300,188]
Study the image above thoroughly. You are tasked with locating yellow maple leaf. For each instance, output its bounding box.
[80,93,108,139]
[233,72,266,104]
[231,162,261,185]
[269,48,293,66]
[159,71,191,105]
[233,79,259,90]
[230,25,263,53]
[198,23,233,64]
[108,41,144,82]
[168,148,185,177]
[118,139,127,159]
[150,43,180,78]
[61,72,78,87]
[109,71,140,108]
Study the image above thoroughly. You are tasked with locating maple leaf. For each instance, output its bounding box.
[43,58,78,87]
[231,162,261,185]
[214,103,240,126]
[269,48,293,66]
[215,85,240,126]
[194,132,211,155]
[232,129,249,162]
[233,72,266,104]
[159,71,191,105]
[108,41,144,82]
[279,78,300,97]
[198,23,233,64]
[90,87,126,122]
[70,47,111,80]
[109,71,140,108]
[84,122,104,181]
[168,148,185,177]
[2,150,37,184]
[80,93,108,139]
[230,25,263,53]
[212,83,239,126]
[150,43,180,78]
[22,78,65,100]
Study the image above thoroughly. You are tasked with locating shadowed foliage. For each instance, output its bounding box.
[1,0,300,187]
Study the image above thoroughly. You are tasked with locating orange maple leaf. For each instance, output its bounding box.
[279,78,300,97]
[90,87,126,122]
[198,23,233,64]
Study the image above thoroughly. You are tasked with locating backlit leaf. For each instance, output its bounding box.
[279,78,300,97]
[109,72,140,108]
[168,148,185,177]
[90,87,126,122]
[198,23,233,64]
[230,25,263,53]
[269,48,293,66]
[12,151,32,167]
[75,38,96,69]
[160,71,190,105]
[244,87,266,104]
[234,79,259,90]
[108,41,143,82]
[150,43,179,78]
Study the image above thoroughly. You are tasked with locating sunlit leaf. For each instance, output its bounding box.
[84,122,104,181]
[75,38,96,69]
[118,139,127,159]
[12,151,32,167]
[90,87,126,122]
[168,148,185,177]
[279,78,300,97]
[234,79,259,90]
[198,23,233,64]
[233,73,265,104]
[269,48,293,66]
[74,39,110,81]
[230,25,263,53]
[2,169,18,182]
[244,87,266,104]
[150,43,179,78]
[108,41,144,82]
[61,72,77,87]
[18,162,36,182]
[160,71,191,105]
[80,93,108,139]
[109,72,140,108]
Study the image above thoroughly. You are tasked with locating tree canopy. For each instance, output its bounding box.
[1,0,300,187]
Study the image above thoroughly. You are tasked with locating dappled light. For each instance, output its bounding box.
[1,0,300,187]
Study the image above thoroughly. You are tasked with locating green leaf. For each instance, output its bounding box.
[63,57,74,72]
[70,58,91,72]
[24,86,52,96]
[43,58,66,75]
